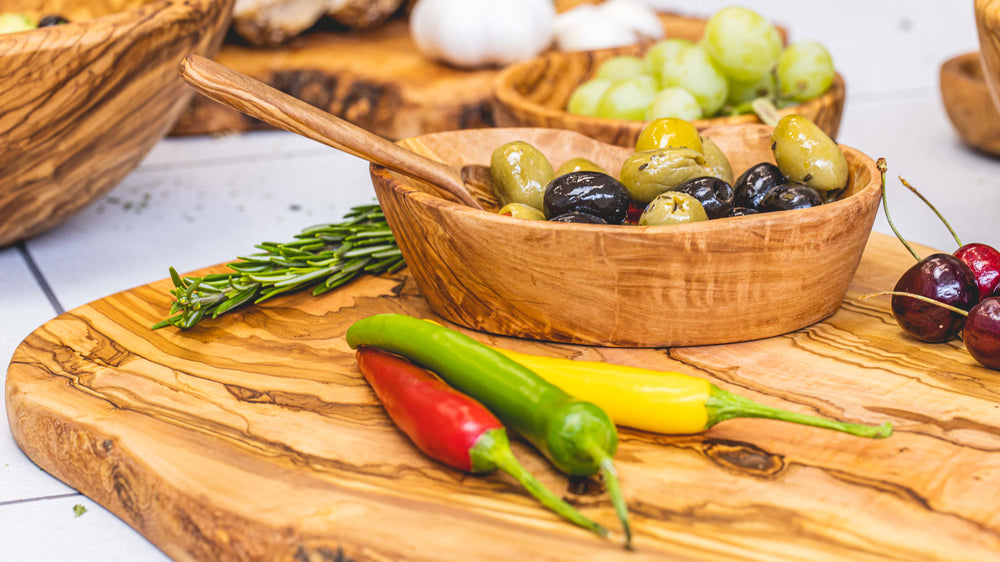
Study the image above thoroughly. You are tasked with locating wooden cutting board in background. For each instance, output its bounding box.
[6,232,1000,561]
[168,12,716,140]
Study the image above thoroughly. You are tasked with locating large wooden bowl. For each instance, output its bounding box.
[0,0,234,247]
[370,125,881,347]
[491,46,846,148]
[940,51,1000,156]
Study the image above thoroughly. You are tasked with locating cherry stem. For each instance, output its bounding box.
[878,158,921,262]
[898,176,964,248]
[860,291,969,317]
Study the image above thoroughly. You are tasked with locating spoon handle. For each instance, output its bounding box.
[179,54,483,209]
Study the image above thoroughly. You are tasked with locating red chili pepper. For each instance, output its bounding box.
[355,345,608,539]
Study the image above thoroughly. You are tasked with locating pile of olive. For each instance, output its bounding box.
[489,114,848,227]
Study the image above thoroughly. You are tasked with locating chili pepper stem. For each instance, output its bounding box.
[583,441,633,550]
[704,386,893,439]
[469,428,610,539]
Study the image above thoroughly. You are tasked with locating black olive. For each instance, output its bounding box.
[761,182,823,212]
[728,207,760,217]
[672,176,734,219]
[734,162,785,210]
[549,211,608,224]
[38,14,69,27]
[543,171,630,225]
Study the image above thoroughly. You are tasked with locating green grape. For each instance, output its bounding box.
[659,44,728,117]
[633,74,660,94]
[0,12,35,33]
[595,77,657,121]
[702,6,782,83]
[594,55,647,82]
[567,78,614,116]
[644,88,703,121]
[776,41,835,102]
[726,72,776,106]
[644,38,695,82]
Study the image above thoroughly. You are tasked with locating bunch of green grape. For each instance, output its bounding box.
[567,6,835,122]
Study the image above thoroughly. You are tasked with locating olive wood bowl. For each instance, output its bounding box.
[370,125,881,347]
[491,44,845,149]
[0,0,234,247]
[942,50,1000,157]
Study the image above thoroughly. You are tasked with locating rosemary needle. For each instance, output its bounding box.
[152,204,405,330]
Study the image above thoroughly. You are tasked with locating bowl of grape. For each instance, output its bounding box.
[369,115,881,347]
[492,6,845,148]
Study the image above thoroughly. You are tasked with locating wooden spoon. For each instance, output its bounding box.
[179,54,485,210]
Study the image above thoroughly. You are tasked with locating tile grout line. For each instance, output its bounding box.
[17,242,65,315]
[134,146,335,174]
[0,492,82,507]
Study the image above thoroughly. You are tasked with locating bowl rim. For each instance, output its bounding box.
[372,124,882,235]
[491,43,847,132]
[0,0,221,53]
[941,51,987,87]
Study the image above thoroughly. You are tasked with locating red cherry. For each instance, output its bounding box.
[954,243,1000,299]
[890,254,979,342]
[964,297,1000,370]
[864,292,1000,371]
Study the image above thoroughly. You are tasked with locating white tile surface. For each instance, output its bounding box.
[0,247,76,503]
[27,132,375,312]
[4,2,1000,560]
[1,497,168,561]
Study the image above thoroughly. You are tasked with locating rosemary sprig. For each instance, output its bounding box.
[152,204,405,330]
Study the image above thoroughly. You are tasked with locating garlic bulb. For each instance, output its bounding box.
[409,0,555,69]
[555,0,664,52]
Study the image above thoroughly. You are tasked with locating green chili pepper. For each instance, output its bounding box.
[345,314,633,548]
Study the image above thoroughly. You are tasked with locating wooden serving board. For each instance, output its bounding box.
[6,233,1000,561]
[168,13,714,140]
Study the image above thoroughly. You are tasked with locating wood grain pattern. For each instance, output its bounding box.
[976,0,1000,114]
[940,51,1000,156]
[167,11,717,140]
[372,125,880,347]
[6,233,1000,561]
[0,0,234,247]
[491,49,845,148]
[178,55,484,210]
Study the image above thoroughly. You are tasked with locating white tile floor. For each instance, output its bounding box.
[2,1,996,559]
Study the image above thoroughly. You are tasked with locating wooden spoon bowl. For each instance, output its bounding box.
[491,44,845,148]
[0,0,233,247]
[940,51,1000,156]
[370,125,881,347]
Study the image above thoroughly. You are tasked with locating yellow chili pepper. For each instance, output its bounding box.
[495,347,892,439]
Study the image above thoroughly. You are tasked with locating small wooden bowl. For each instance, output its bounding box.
[0,0,234,247]
[491,45,846,148]
[941,51,1000,156]
[370,125,880,347]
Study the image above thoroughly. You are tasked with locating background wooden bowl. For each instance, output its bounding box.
[0,0,234,248]
[940,51,1000,156]
[492,45,846,149]
[370,125,880,347]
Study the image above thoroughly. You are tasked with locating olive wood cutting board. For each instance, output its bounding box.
[168,13,715,140]
[6,232,1000,561]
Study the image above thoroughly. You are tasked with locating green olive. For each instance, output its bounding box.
[619,147,714,203]
[771,114,848,192]
[555,157,608,177]
[635,117,704,153]
[638,191,709,225]
[700,136,734,185]
[498,202,546,220]
[490,141,555,210]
